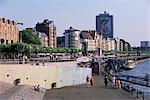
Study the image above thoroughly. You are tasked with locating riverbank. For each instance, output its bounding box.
[135,58,150,65]
[44,75,141,100]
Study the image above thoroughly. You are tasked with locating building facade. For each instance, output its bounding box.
[0,18,19,44]
[115,38,120,51]
[106,38,117,51]
[124,42,131,51]
[57,36,65,48]
[119,39,125,51]
[102,37,108,51]
[141,41,150,48]
[80,30,96,51]
[96,11,113,38]
[36,19,57,48]
[64,27,81,49]
[37,32,48,47]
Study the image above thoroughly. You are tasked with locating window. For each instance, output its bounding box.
[2,18,5,23]
[6,40,8,44]
[1,39,4,44]
[11,40,13,44]
[12,21,15,25]
[8,20,10,24]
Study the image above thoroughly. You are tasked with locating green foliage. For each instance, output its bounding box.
[0,43,81,58]
[0,43,30,58]
[22,29,41,45]
[88,50,97,54]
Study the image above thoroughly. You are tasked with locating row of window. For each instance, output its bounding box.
[0,39,14,44]
[0,18,15,25]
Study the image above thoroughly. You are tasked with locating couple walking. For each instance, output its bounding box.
[104,75,121,88]
[86,76,94,87]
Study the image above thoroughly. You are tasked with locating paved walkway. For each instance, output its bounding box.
[0,84,46,100]
[44,75,142,100]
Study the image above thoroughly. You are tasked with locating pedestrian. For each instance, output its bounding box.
[86,76,91,87]
[112,75,116,88]
[42,61,45,66]
[116,79,121,88]
[34,85,40,92]
[104,76,108,88]
[90,77,94,86]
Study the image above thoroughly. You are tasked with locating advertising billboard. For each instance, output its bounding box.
[100,17,112,36]
[96,13,113,38]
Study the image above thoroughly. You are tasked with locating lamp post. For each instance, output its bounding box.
[29,46,32,63]
[37,47,39,63]
[43,47,46,66]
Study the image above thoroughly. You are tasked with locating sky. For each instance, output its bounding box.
[0,0,149,47]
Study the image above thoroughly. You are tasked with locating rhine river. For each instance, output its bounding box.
[123,59,150,77]
[121,59,150,99]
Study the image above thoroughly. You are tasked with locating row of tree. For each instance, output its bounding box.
[0,29,100,58]
[0,43,81,58]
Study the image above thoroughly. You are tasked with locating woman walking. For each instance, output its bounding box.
[90,76,94,86]
[86,76,91,87]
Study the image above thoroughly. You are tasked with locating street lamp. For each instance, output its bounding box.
[43,47,46,66]
[29,46,32,63]
[37,47,39,62]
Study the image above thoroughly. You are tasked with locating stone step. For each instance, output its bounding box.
[0,85,22,100]
[0,81,14,95]
[11,85,29,100]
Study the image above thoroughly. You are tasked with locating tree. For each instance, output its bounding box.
[22,29,41,45]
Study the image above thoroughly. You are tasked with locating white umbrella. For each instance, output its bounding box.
[76,57,92,63]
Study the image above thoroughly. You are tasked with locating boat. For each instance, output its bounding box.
[123,60,135,70]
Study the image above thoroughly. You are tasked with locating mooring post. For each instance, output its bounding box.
[136,89,139,98]
[131,87,133,95]
[142,92,144,100]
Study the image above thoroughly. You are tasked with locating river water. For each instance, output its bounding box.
[121,59,150,99]
[122,59,150,77]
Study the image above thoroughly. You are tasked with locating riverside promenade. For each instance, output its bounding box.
[44,75,140,100]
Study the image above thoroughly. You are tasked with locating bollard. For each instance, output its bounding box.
[145,73,150,86]
[131,87,133,95]
[136,89,139,98]
[142,92,144,100]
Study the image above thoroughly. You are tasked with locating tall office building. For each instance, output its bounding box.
[35,19,57,48]
[96,11,113,38]
[0,18,19,44]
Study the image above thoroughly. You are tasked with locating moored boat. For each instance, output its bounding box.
[123,60,135,70]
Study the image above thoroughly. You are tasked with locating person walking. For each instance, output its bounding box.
[86,76,91,87]
[116,79,121,88]
[112,75,116,88]
[90,76,94,86]
[104,76,108,88]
